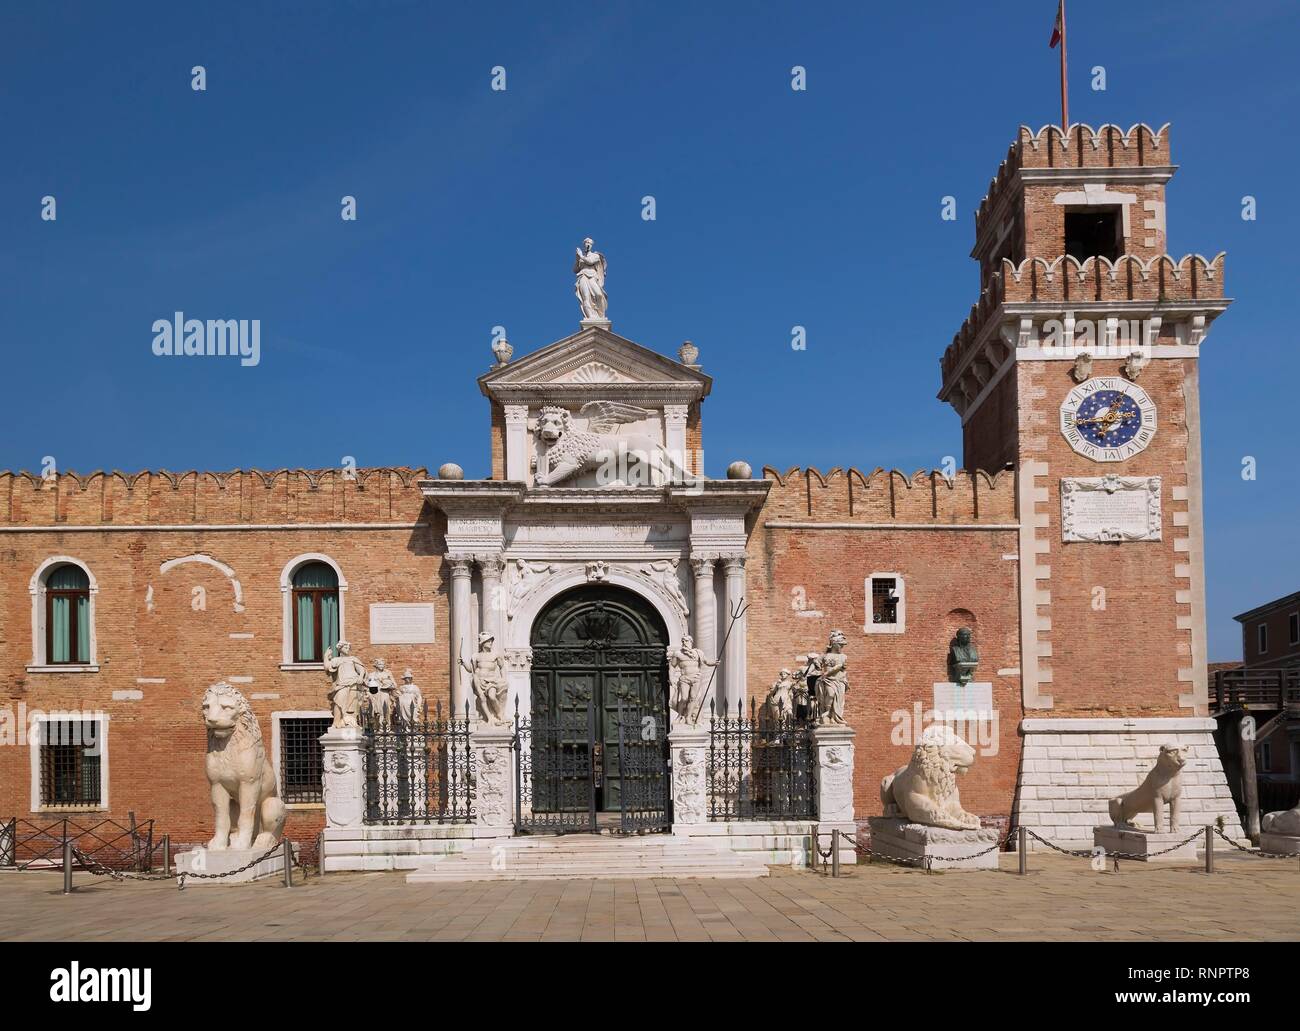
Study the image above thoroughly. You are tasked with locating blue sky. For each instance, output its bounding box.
[2,0,1297,659]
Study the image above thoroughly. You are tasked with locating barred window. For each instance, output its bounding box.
[871,578,898,624]
[864,573,905,634]
[39,719,103,808]
[280,717,331,803]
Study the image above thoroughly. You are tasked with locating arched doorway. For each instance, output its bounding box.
[528,584,670,827]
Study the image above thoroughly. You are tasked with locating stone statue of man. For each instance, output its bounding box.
[765,668,798,717]
[460,631,510,725]
[947,627,979,686]
[324,640,367,729]
[573,237,608,321]
[668,634,718,724]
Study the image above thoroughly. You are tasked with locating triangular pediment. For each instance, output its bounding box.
[479,326,711,405]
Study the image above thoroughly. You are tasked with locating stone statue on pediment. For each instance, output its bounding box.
[574,237,608,322]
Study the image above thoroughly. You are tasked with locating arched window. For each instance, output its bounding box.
[291,562,339,662]
[46,564,91,664]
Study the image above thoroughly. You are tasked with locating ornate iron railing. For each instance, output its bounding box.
[707,699,817,821]
[360,701,474,825]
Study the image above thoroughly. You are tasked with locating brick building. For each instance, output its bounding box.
[0,121,1246,859]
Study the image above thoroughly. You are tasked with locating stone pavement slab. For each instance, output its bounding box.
[0,852,1296,942]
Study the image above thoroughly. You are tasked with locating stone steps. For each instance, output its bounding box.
[405,834,770,882]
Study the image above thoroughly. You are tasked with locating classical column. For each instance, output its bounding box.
[721,554,747,710]
[448,556,474,717]
[690,553,718,718]
[478,553,505,646]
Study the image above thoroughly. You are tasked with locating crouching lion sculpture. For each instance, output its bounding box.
[202,681,285,851]
[1108,743,1187,831]
[880,725,981,831]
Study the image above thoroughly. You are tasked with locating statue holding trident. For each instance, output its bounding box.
[574,237,608,322]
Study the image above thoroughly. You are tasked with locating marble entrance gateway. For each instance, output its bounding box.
[316,240,855,869]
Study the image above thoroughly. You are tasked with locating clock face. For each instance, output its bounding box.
[1060,377,1156,462]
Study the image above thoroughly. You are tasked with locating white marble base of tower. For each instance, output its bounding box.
[866,818,1000,871]
[1015,718,1245,849]
[1092,825,1198,862]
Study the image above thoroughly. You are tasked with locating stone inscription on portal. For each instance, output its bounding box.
[1060,475,1162,543]
[369,603,437,644]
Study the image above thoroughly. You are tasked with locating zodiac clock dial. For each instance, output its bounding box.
[1060,377,1157,462]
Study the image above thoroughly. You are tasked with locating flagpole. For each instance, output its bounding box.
[1059,0,1069,131]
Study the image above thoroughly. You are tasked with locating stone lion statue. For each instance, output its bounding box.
[1108,743,1186,832]
[533,402,690,487]
[202,682,285,851]
[1262,803,1300,837]
[880,725,980,830]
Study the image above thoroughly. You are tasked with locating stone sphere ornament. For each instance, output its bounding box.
[726,460,752,480]
[438,463,465,480]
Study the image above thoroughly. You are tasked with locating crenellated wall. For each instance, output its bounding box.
[758,466,1016,524]
[0,468,430,526]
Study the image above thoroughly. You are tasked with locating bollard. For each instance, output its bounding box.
[161,835,170,876]
[809,829,819,873]
[1204,825,1214,874]
[282,839,293,888]
[317,830,326,878]
[831,832,841,878]
[1018,826,1027,875]
[62,838,73,894]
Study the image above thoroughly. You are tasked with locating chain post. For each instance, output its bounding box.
[318,830,326,877]
[1204,825,1213,874]
[1018,826,1027,875]
[282,839,293,888]
[62,837,73,894]
[161,834,170,875]
[831,831,841,878]
[809,828,819,873]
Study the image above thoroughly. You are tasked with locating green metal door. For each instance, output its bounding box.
[529,585,669,814]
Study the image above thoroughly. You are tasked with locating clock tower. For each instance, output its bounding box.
[938,123,1242,845]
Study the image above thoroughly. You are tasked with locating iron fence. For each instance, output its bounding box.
[0,815,163,871]
[707,699,817,821]
[360,700,474,824]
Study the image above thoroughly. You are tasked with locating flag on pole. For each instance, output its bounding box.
[1049,1,1064,48]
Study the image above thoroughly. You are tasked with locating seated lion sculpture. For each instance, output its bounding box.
[1108,743,1187,831]
[880,725,981,830]
[1262,803,1300,837]
[202,682,285,851]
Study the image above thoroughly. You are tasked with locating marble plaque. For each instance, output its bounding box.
[932,682,994,718]
[369,603,436,644]
[1061,475,1161,543]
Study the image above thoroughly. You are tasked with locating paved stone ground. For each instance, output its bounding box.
[1,852,1297,941]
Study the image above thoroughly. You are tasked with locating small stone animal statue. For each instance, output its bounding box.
[1108,743,1187,832]
[202,681,286,851]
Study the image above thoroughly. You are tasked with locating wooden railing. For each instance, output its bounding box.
[1213,667,1300,711]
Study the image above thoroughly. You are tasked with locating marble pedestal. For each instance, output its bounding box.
[471,724,515,832]
[1092,825,1198,862]
[866,817,999,870]
[175,846,284,885]
[1259,832,1300,858]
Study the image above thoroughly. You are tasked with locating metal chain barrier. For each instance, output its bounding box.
[833,824,1017,870]
[1024,827,1203,861]
[71,841,306,890]
[1213,826,1300,859]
